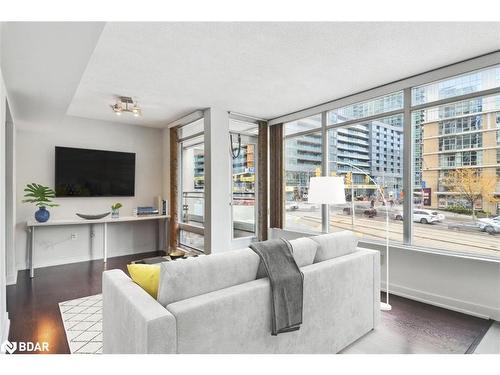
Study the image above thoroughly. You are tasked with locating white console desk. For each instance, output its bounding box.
[26,214,170,278]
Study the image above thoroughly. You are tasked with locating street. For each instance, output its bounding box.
[285,204,500,257]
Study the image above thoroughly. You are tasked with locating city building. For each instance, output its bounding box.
[285,129,322,201]
[285,115,404,201]
[420,106,500,214]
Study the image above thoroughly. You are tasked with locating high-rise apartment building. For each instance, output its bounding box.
[412,66,500,215]
[285,114,404,200]
[285,131,322,200]
[420,107,500,214]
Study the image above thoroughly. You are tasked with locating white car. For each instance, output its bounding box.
[393,209,445,224]
[477,216,500,234]
[298,202,320,212]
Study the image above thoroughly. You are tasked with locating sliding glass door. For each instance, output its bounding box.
[178,119,205,252]
[230,119,259,239]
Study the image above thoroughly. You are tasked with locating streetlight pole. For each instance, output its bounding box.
[345,163,392,311]
[351,177,355,227]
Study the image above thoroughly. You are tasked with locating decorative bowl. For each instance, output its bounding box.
[168,249,186,259]
[76,212,110,220]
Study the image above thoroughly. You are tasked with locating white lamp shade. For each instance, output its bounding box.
[308,176,346,205]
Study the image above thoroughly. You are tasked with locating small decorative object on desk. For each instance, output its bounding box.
[22,183,59,223]
[135,206,159,216]
[168,249,186,259]
[111,202,122,219]
[76,212,110,220]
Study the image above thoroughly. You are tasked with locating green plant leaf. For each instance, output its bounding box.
[23,183,58,208]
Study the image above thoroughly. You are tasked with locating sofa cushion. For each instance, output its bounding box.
[157,249,260,307]
[256,237,318,278]
[310,230,358,263]
[127,263,161,299]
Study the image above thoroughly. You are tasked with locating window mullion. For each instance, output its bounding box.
[321,111,329,233]
[403,87,414,245]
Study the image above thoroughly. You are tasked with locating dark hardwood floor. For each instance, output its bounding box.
[6,252,492,354]
[6,251,162,354]
[341,294,492,354]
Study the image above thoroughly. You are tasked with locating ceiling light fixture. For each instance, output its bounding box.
[110,96,142,117]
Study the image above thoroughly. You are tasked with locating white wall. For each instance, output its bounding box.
[204,108,232,253]
[5,107,15,285]
[0,66,10,343]
[380,247,500,320]
[162,128,170,203]
[161,128,170,250]
[14,116,164,272]
[270,228,500,321]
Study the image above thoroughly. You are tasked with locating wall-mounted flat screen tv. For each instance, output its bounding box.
[55,146,136,197]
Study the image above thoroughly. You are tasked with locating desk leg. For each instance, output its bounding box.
[157,219,160,252]
[103,222,107,263]
[30,227,35,278]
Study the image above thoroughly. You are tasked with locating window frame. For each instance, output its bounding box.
[283,124,324,233]
[278,54,500,262]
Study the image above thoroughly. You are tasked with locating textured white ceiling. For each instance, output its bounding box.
[0,22,105,128]
[3,22,500,129]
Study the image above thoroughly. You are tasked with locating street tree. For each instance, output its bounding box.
[442,168,496,220]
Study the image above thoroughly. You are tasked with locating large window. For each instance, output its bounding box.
[284,116,322,233]
[328,92,403,124]
[412,93,500,256]
[282,63,500,258]
[326,115,404,243]
[411,64,500,105]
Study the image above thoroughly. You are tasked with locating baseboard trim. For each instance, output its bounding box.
[383,282,500,320]
[17,248,160,271]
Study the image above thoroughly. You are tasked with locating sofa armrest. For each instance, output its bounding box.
[303,248,380,329]
[357,248,381,328]
[102,269,177,354]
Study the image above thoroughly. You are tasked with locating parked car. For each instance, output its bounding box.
[477,216,500,235]
[392,209,445,224]
[298,202,320,211]
[285,202,319,211]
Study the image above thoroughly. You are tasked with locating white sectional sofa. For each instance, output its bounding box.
[102,230,380,353]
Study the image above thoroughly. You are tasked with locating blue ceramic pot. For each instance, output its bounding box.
[35,206,50,223]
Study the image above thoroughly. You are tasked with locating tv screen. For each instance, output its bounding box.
[55,146,136,197]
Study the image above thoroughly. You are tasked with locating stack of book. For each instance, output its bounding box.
[133,206,159,216]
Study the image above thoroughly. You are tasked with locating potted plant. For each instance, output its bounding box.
[111,202,122,219]
[23,183,59,223]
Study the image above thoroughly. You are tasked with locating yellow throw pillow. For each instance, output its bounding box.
[127,264,161,299]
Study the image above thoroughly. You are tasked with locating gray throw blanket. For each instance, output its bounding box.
[249,238,303,335]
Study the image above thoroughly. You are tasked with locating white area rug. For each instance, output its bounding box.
[59,294,103,354]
